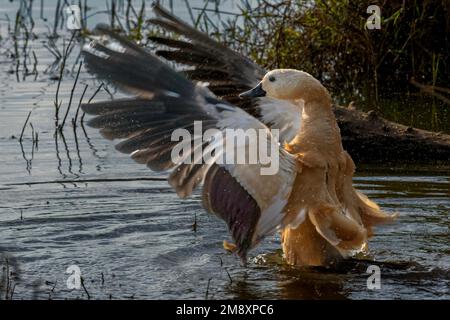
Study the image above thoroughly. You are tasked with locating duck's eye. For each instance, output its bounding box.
[269,76,276,82]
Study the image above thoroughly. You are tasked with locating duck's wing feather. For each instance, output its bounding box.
[148,3,301,143]
[82,25,298,261]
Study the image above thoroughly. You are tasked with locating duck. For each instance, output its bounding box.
[81,3,397,266]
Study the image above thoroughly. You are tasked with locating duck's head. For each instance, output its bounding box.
[240,69,330,104]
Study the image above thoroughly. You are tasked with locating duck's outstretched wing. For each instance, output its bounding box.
[148,3,301,143]
[82,25,298,261]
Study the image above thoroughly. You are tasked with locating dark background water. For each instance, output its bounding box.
[0,0,448,299]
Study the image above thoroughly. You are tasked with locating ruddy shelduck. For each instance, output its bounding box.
[81,4,397,267]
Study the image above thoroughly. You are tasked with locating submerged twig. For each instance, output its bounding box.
[205,278,212,300]
[81,82,104,123]
[80,277,90,300]
[73,83,88,127]
[54,31,77,127]
[19,110,32,142]
[192,212,197,232]
[60,60,83,130]
[224,267,232,284]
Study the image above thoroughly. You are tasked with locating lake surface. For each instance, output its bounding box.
[0,0,449,300]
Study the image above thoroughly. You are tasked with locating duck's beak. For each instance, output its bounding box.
[239,82,266,98]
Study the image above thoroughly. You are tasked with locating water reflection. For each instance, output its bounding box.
[222,251,446,300]
[0,249,21,300]
[73,126,84,174]
[19,139,33,174]
[278,269,348,300]
[0,0,448,301]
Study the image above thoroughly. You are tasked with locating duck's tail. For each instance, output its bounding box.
[308,204,368,253]
[282,203,368,266]
[355,191,398,234]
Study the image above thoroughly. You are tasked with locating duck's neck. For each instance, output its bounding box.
[288,98,343,154]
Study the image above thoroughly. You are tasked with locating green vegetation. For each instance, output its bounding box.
[5,0,450,132]
[199,0,449,130]
[150,0,449,131]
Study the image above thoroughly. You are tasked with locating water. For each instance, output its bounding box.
[0,0,449,300]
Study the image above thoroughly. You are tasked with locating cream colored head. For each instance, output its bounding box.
[240,69,330,104]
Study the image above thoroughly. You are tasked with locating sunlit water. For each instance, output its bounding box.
[0,0,448,300]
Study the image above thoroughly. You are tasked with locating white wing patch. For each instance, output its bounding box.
[252,151,297,242]
[257,97,302,143]
[200,105,299,244]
